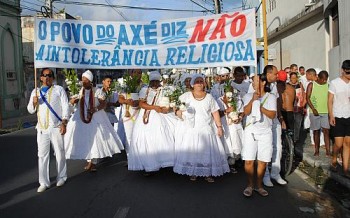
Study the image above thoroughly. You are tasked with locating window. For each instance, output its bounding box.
[268,0,276,13]
[331,3,339,47]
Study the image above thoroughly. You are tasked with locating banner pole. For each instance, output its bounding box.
[35,68,38,97]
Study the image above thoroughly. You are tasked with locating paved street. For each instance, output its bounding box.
[0,128,346,218]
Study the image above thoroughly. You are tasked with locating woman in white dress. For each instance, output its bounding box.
[115,69,147,153]
[128,71,176,173]
[65,70,124,171]
[173,74,230,183]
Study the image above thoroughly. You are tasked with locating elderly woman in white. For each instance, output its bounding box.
[173,74,229,183]
[128,71,177,174]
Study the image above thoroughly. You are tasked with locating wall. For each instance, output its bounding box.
[0,0,25,119]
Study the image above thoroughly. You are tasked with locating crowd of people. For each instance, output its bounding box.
[27,60,350,197]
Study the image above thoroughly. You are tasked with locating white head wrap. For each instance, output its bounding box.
[149,71,161,81]
[217,67,230,76]
[82,70,93,82]
[190,74,205,87]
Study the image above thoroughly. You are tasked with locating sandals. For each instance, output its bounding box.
[189,176,197,181]
[243,187,253,197]
[255,188,269,197]
[84,163,97,172]
[205,177,215,183]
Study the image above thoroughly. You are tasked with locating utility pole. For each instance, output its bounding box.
[213,0,221,14]
[262,0,268,66]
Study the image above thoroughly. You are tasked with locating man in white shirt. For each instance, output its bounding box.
[210,67,230,100]
[328,60,350,178]
[27,68,70,192]
[231,66,250,99]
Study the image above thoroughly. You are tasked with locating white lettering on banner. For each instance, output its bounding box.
[34,9,257,69]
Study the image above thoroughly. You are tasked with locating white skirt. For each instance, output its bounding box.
[173,121,230,177]
[221,117,243,158]
[65,110,124,160]
[128,109,177,172]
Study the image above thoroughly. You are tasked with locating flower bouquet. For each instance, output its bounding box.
[165,86,185,110]
[223,81,239,124]
[123,74,140,117]
[63,69,81,99]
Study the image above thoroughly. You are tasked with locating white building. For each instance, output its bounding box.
[0,0,26,122]
[323,0,350,78]
[265,0,349,79]
[266,0,326,73]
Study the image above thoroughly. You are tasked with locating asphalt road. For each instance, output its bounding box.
[0,128,345,218]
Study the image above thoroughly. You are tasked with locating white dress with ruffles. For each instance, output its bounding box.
[173,92,229,177]
[128,87,177,172]
[65,88,124,160]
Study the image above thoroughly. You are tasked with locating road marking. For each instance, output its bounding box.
[113,207,130,218]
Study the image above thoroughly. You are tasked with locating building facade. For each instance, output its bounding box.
[323,0,350,78]
[0,0,26,122]
[266,0,327,73]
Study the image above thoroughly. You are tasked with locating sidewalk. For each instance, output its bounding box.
[302,134,350,190]
[0,113,36,130]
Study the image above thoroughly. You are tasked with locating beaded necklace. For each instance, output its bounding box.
[37,86,53,130]
[80,88,94,124]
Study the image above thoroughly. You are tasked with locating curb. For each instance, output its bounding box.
[303,152,350,190]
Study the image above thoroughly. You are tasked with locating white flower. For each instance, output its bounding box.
[98,95,106,100]
[65,79,69,83]
[179,104,187,111]
[225,92,233,98]
[169,102,176,108]
[70,94,79,99]
[228,111,239,121]
[66,81,72,85]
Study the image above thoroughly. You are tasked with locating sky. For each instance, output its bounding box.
[21,0,246,21]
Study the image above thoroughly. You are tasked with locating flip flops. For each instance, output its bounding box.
[243,187,253,197]
[255,188,269,197]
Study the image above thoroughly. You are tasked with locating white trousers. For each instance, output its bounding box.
[37,128,67,187]
[264,122,282,179]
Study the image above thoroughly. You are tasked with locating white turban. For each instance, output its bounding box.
[217,67,230,75]
[190,74,205,87]
[149,71,161,81]
[82,70,93,82]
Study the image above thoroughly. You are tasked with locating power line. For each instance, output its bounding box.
[54,1,208,13]
[105,0,128,21]
[189,0,214,14]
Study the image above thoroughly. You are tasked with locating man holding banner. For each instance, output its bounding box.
[27,68,70,192]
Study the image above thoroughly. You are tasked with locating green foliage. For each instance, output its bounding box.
[123,74,140,93]
[63,69,81,96]
[141,72,149,85]
[224,80,232,93]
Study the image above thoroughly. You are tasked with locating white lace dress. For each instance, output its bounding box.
[128,87,177,172]
[173,92,230,177]
[65,88,124,160]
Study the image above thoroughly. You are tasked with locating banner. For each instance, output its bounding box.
[34,9,256,69]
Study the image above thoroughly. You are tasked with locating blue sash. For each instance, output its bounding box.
[39,88,62,122]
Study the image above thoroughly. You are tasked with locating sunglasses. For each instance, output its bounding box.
[344,70,350,74]
[41,74,54,78]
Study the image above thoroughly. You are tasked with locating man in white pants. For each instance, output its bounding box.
[27,68,70,192]
[262,65,288,186]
